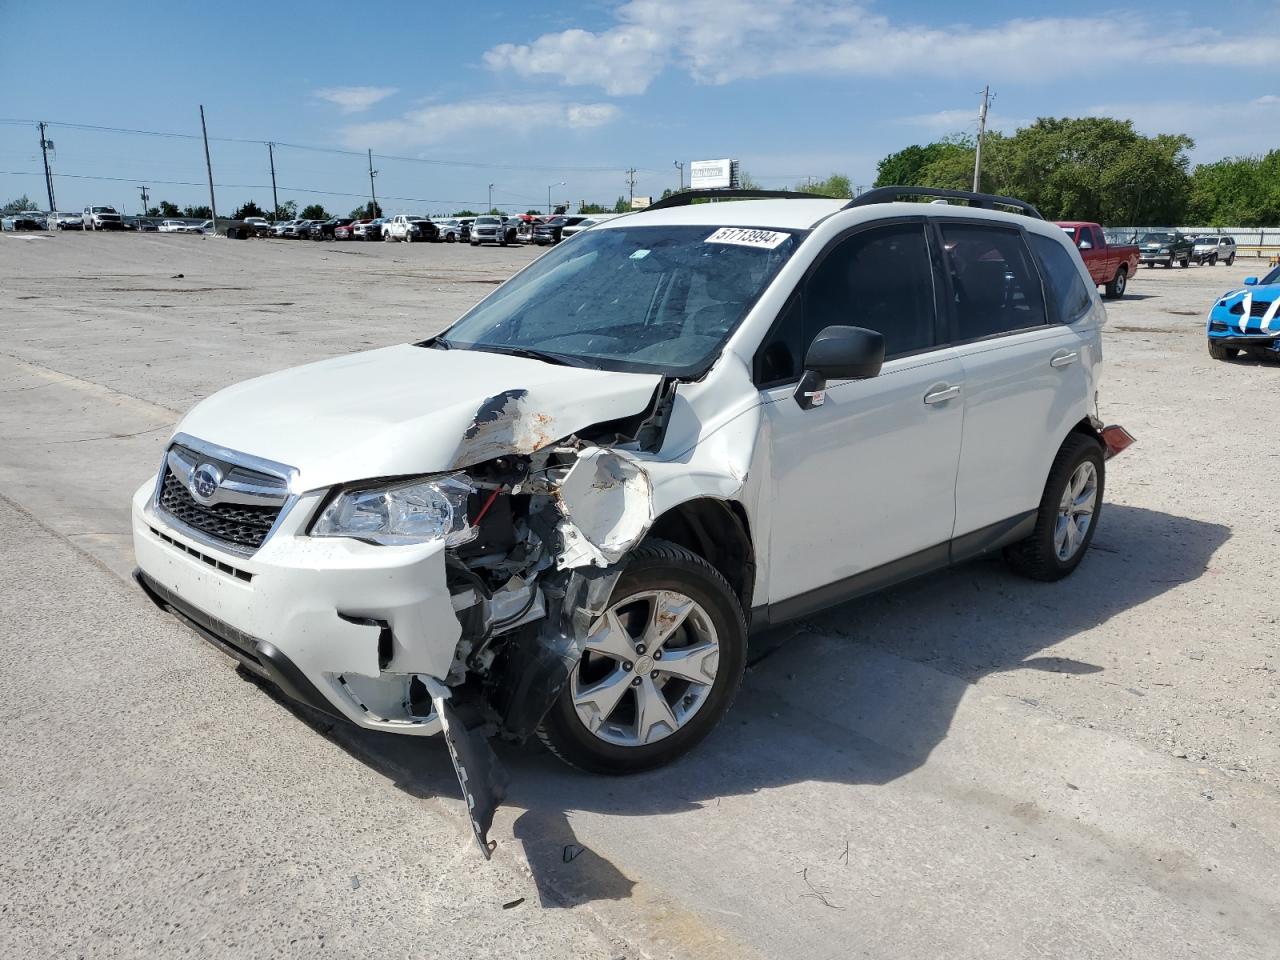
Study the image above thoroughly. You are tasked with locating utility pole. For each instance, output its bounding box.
[199,105,218,230]
[367,149,378,217]
[488,183,494,213]
[673,160,684,191]
[547,181,565,214]
[973,85,991,193]
[626,167,637,207]
[267,142,279,219]
[138,185,150,215]
[37,122,56,212]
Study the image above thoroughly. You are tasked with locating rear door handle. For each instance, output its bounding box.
[923,384,961,405]
[1050,350,1078,368]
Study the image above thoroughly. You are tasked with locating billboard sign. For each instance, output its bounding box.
[690,158,734,190]
[630,196,652,209]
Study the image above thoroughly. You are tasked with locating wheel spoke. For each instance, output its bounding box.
[1054,516,1070,555]
[572,667,632,732]
[582,609,635,662]
[634,676,679,744]
[643,590,694,651]
[654,641,719,685]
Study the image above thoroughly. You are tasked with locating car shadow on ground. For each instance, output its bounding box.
[249,503,1229,907]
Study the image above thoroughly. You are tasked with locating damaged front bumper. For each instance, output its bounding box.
[132,481,463,735]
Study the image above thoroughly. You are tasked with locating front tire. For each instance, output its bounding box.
[1209,254,1218,266]
[537,539,747,774]
[1005,434,1104,582]
[1208,341,1238,361]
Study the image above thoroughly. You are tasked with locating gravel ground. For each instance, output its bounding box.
[1,230,1277,959]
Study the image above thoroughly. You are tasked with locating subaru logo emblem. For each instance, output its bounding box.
[189,463,223,505]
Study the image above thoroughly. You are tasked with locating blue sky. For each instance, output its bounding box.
[3,0,1279,215]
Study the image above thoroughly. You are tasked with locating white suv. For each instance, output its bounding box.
[132,188,1131,849]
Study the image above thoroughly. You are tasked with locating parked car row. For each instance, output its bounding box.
[1137,231,1237,268]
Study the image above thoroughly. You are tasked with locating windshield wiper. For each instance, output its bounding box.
[478,345,601,369]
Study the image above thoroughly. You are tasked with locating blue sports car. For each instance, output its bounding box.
[1207,264,1280,361]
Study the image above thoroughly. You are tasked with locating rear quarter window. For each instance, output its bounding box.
[1028,233,1093,324]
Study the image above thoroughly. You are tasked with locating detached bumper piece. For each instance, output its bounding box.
[133,568,342,719]
[429,680,510,859]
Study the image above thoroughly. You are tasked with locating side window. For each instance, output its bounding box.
[753,292,805,386]
[804,222,937,359]
[1090,226,1105,249]
[1028,233,1093,325]
[939,224,1047,340]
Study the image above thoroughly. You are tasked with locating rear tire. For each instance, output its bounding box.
[537,539,747,774]
[1208,341,1238,361]
[1004,433,1105,582]
[1104,267,1127,299]
[1209,254,1218,266]
[1226,254,1235,266]
[1180,257,1189,268]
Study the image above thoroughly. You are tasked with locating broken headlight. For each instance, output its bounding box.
[311,474,475,546]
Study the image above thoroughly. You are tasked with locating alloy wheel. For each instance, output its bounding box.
[569,589,720,747]
[1054,460,1098,561]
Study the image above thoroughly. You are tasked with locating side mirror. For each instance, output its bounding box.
[1078,240,1092,250]
[794,325,885,410]
[1244,276,1258,285]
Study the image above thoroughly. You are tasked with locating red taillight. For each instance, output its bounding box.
[1101,425,1135,459]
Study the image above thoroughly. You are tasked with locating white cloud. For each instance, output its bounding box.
[339,97,621,149]
[314,86,399,113]
[1084,97,1280,161]
[483,1,1280,95]
[896,109,1024,136]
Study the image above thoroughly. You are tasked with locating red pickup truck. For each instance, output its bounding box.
[1055,222,1139,300]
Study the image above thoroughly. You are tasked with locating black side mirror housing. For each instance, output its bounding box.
[794,325,885,409]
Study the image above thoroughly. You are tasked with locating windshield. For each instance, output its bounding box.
[1261,265,1280,285]
[476,216,500,225]
[93,206,116,214]
[1196,236,1218,244]
[1140,233,1174,243]
[437,224,801,376]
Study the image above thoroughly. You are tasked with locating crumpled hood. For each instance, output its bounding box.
[176,344,661,491]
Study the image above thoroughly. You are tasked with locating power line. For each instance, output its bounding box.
[0,117,666,174]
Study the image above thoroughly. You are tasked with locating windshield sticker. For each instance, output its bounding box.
[705,227,789,249]
[629,249,651,260]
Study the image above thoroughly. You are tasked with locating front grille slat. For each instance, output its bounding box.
[158,468,282,550]
[1229,300,1276,318]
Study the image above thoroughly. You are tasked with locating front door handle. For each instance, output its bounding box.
[923,384,961,405]
[1050,350,1078,368]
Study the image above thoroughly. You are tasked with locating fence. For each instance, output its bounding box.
[1105,226,1280,262]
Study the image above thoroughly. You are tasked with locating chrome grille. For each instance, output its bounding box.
[154,439,292,553]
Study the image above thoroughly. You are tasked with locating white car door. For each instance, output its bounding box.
[938,221,1094,542]
[759,220,965,610]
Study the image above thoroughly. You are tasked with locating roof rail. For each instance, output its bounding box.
[643,188,833,212]
[845,186,1043,220]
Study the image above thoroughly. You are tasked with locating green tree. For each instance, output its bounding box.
[300,203,329,220]
[451,209,478,217]
[2,195,37,214]
[182,205,212,218]
[873,118,1195,223]
[349,202,382,219]
[232,200,267,220]
[612,196,630,213]
[736,169,760,190]
[579,202,610,214]
[273,200,298,221]
[156,200,181,217]
[1187,152,1280,226]
[525,208,542,216]
[791,174,852,198]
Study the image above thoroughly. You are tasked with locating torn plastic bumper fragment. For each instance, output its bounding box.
[426,676,509,859]
[555,448,654,569]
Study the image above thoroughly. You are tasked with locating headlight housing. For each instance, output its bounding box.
[311,474,475,546]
